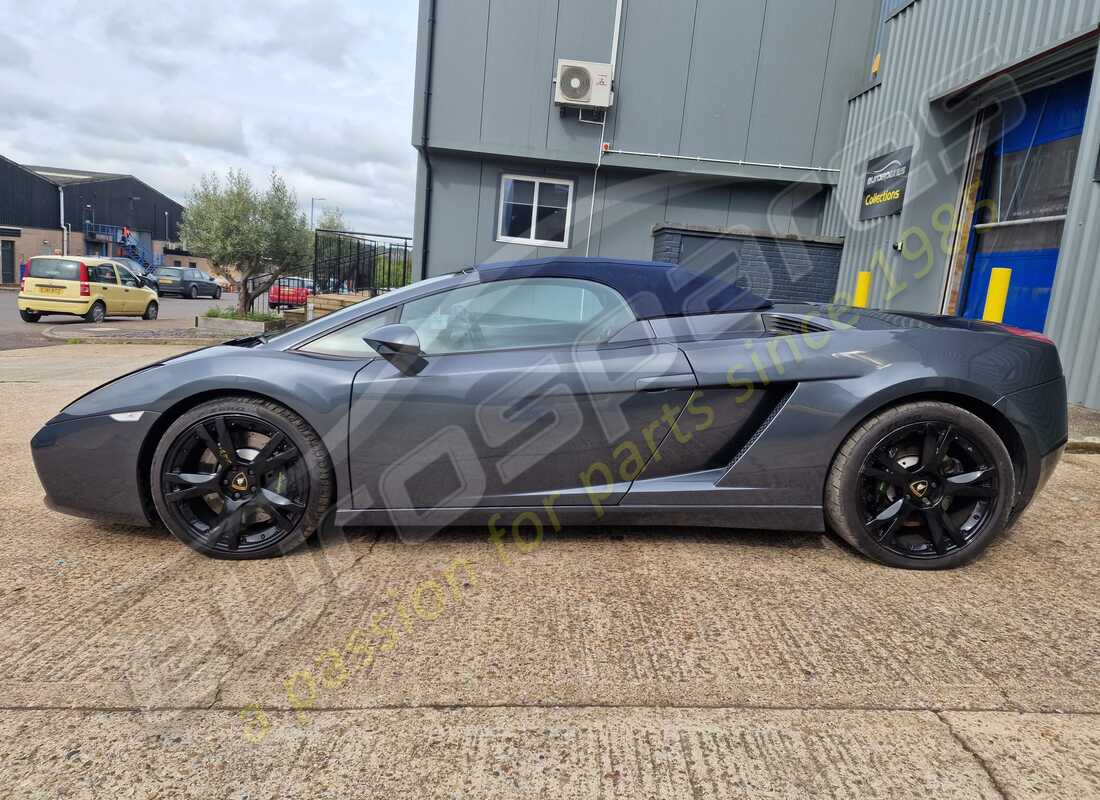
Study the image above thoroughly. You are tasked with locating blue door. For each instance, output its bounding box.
[959,71,1092,331]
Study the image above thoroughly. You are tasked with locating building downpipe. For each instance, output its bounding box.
[418,0,437,279]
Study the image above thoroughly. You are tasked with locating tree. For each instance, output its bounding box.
[180,169,312,314]
[316,207,346,232]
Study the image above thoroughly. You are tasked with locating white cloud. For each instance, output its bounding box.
[0,0,418,235]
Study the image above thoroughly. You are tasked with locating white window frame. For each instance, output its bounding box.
[496,174,574,249]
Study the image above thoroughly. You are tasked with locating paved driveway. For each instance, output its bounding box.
[1,345,1098,798]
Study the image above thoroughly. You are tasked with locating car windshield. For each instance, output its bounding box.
[157,268,182,278]
[29,258,82,280]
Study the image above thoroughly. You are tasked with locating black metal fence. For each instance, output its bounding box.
[313,230,414,295]
[247,230,414,315]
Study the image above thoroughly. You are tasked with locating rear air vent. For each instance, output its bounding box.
[763,314,833,336]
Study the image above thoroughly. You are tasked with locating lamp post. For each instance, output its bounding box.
[310,197,326,230]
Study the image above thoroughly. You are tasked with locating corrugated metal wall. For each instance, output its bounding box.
[1046,65,1100,407]
[0,156,60,230]
[825,0,1100,406]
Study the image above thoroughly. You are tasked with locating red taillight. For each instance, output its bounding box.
[79,262,90,296]
[997,323,1054,345]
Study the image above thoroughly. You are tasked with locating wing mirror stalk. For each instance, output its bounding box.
[363,324,427,375]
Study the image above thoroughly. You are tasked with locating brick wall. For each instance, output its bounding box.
[652,224,844,303]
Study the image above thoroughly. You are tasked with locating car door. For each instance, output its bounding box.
[118,267,146,313]
[89,263,124,314]
[344,276,699,514]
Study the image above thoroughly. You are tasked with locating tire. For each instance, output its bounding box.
[83,301,106,324]
[825,401,1015,570]
[19,309,41,323]
[214,288,222,300]
[150,396,333,560]
[143,301,159,321]
[189,285,198,300]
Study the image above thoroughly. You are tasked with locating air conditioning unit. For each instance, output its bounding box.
[554,59,614,108]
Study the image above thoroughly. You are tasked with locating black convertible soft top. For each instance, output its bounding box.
[476,256,772,320]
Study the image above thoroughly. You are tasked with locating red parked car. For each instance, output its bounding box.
[269,276,314,309]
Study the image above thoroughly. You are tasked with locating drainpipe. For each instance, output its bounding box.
[584,0,625,257]
[418,0,437,280]
[58,186,67,255]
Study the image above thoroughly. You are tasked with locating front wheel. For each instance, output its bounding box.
[150,397,333,559]
[214,288,222,300]
[143,301,159,321]
[825,401,1015,570]
[83,301,106,324]
[19,309,41,323]
[189,285,198,300]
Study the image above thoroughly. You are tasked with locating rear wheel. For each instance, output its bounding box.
[189,285,198,300]
[19,310,41,323]
[825,401,1015,569]
[83,301,106,324]
[150,397,333,559]
[143,301,159,321]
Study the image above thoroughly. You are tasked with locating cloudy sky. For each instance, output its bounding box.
[0,0,418,234]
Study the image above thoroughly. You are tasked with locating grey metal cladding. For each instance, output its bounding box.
[678,0,769,160]
[609,0,698,153]
[745,0,839,165]
[426,0,492,147]
[418,0,879,169]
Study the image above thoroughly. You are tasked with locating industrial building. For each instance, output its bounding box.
[0,155,186,284]
[412,0,1100,409]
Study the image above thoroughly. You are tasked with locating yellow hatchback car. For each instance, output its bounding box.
[18,256,160,324]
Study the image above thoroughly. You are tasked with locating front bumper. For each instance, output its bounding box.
[17,295,94,315]
[31,411,161,527]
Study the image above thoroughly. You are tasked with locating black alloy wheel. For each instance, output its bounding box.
[826,401,1015,569]
[859,421,999,559]
[151,397,332,559]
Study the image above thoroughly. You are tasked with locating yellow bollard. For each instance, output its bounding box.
[982,267,1012,323]
[853,271,872,308]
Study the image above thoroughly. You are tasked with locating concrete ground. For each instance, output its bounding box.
[1,345,1097,799]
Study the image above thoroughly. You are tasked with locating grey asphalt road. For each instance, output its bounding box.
[0,290,238,350]
[0,345,1098,798]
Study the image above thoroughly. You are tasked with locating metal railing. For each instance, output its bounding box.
[313,230,413,296]
[246,230,414,315]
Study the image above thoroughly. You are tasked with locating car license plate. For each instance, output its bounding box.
[40,286,63,296]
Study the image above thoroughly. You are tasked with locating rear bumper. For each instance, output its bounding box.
[31,411,160,527]
[995,376,1068,510]
[17,295,93,315]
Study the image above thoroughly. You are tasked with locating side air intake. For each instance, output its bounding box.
[763,314,833,336]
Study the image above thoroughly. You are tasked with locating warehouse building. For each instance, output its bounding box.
[0,155,184,284]
[412,0,1100,409]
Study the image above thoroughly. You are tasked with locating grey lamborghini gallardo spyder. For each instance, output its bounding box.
[32,257,1067,569]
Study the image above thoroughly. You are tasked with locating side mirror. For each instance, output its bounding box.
[363,324,426,374]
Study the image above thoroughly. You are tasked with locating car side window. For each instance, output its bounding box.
[297,307,402,357]
[398,277,636,355]
[120,271,140,288]
[91,265,117,284]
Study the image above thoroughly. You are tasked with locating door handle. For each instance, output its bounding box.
[636,373,695,392]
